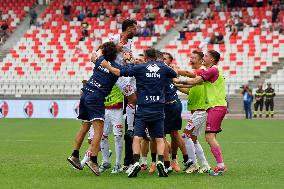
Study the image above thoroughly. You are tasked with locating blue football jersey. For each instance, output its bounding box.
[84,56,122,97]
[165,78,179,102]
[120,61,177,120]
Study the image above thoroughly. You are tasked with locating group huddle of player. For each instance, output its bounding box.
[67,19,228,178]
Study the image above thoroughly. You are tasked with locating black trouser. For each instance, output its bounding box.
[123,119,134,166]
[265,100,274,116]
[254,100,264,116]
[123,98,134,166]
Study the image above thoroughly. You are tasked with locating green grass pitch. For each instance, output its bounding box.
[0,118,284,189]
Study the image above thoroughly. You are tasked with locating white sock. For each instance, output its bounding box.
[126,104,135,131]
[81,150,91,167]
[101,136,110,163]
[217,162,225,167]
[183,133,197,165]
[114,135,123,165]
[194,140,209,167]
[141,156,148,165]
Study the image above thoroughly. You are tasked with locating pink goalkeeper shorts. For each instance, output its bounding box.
[206,106,227,133]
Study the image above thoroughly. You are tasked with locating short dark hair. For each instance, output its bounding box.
[82,80,87,86]
[192,50,204,59]
[122,19,137,32]
[101,42,118,62]
[144,48,157,60]
[208,50,220,63]
[162,52,173,61]
[155,50,164,61]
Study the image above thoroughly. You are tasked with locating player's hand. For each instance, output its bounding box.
[90,49,102,63]
[123,52,133,64]
[90,53,98,63]
[101,59,110,69]
[173,78,181,84]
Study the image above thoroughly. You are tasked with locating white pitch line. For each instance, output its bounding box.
[14,139,33,142]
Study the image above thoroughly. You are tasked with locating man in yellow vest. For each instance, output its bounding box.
[176,50,211,174]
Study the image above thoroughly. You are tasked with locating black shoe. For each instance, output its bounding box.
[86,161,100,176]
[67,155,83,170]
[128,162,141,178]
[183,159,193,172]
[157,161,168,177]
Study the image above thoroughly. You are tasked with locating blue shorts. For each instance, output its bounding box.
[134,117,164,138]
[164,99,182,134]
[77,92,105,122]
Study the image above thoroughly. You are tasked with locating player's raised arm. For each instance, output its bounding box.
[90,48,102,63]
[173,77,203,86]
[101,60,121,76]
[177,69,196,78]
[101,52,136,77]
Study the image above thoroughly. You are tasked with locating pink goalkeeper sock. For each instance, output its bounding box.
[211,146,223,164]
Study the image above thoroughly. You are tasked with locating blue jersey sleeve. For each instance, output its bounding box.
[120,64,137,77]
[166,65,177,78]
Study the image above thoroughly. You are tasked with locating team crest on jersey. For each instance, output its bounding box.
[147,64,160,72]
[146,64,160,78]
[0,101,8,118]
[49,102,59,118]
[23,101,33,118]
[73,101,80,117]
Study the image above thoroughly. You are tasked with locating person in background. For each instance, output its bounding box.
[272,4,280,23]
[242,85,253,119]
[112,6,122,18]
[265,83,276,118]
[97,5,107,21]
[29,8,38,25]
[79,22,89,41]
[254,84,265,118]
[77,9,86,21]
[256,0,264,7]
[63,0,72,21]
[251,16,260,27]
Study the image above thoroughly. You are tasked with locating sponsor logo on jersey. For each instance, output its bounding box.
[23,101,33,118]
[0,101,8,118]
[98,65,110,73]
[146,64,160,78]
[49,102,59,118]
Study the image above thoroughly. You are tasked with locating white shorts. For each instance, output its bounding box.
[87,109,123,140]
[103,108,123,136]
[185,111,207,137]
[116,77,136,96]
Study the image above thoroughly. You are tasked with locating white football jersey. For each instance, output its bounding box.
[103,34,133,65]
